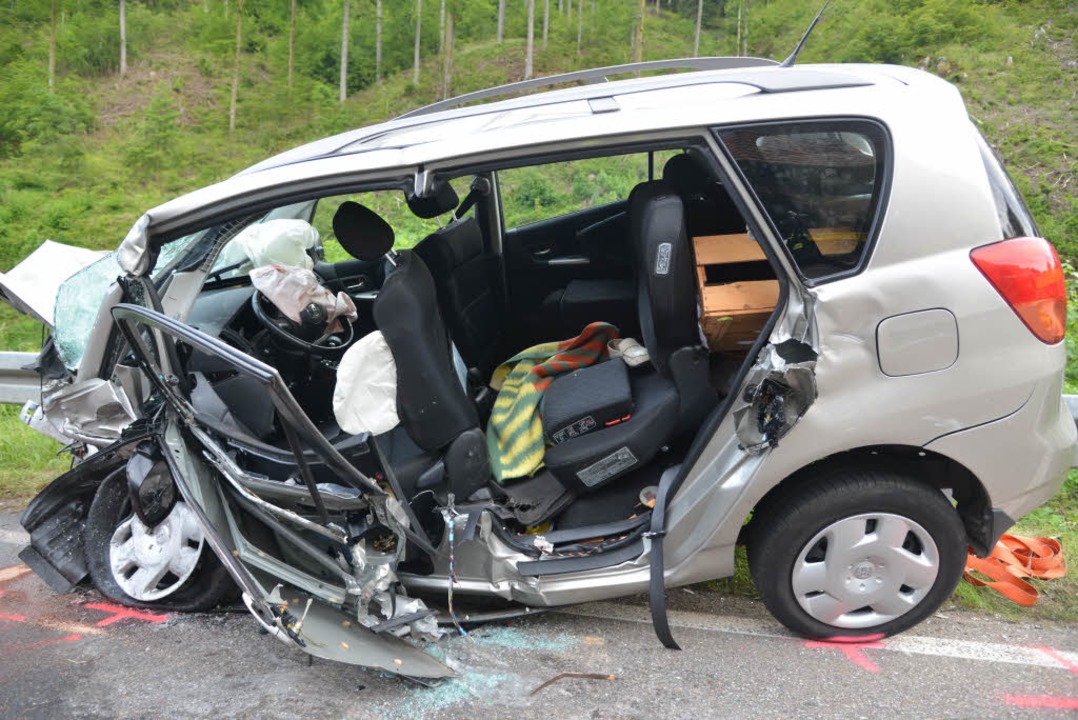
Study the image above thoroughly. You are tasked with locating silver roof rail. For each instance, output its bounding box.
[399,56,779,119]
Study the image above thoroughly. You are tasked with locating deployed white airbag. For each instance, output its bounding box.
[216,218,319,272]
[333,331,400,436]
[250,264,357,333]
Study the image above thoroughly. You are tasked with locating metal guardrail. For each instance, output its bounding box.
[0,352,39,405]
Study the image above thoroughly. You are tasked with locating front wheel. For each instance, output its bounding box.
[747,469,967,638]
[84,469,236,612]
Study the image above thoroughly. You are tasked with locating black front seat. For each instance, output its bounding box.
[539,182,717,494]
[334,201,489,502]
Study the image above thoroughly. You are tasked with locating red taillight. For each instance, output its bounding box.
[970,237,1066,344]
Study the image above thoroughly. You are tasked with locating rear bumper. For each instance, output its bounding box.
[925,379,1075,523]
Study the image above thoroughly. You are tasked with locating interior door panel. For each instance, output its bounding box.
[504,201,632,314]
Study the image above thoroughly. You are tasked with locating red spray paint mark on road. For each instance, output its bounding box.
[803,634,886,673]
[997,645,1078,710]
[1001,695,1078,710]
[0,612,28,623]
[83,602,170,627]
[1032,645,1078,677]
[21,634,83,650]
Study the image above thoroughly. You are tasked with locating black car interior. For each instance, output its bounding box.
[185,147,769,550]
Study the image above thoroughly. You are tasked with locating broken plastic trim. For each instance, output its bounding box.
[733,339,818,453]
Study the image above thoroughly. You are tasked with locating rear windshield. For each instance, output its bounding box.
[717,119,890,281]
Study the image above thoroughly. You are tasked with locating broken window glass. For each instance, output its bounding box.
[53,252,122,369]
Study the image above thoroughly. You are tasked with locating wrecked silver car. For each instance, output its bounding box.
[2,58,1073,680]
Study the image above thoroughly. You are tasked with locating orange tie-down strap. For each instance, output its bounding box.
[963,534,1067,606]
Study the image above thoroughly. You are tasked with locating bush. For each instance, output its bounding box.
[0,60,93,159]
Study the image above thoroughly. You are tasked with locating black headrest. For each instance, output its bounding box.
[662,153,712,197]
[406,182,459,219]
[332,201,394,261]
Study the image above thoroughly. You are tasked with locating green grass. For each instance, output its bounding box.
[0,405,68,500]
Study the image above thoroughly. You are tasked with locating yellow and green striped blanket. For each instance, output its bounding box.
[486,322,620,483]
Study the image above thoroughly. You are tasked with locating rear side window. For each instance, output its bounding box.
[975,132,1038,240]
[717,120,889,281]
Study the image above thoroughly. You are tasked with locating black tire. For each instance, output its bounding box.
[84,468,237,612]
[746,467,967,639]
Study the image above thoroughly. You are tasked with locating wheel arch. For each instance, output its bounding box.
[741,445,995,554]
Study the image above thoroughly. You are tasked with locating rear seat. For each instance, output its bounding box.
[662,153,746,236]
[413,216,506,379]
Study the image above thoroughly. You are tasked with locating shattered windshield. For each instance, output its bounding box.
[53,233,197,369]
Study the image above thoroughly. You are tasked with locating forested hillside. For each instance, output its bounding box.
[0,0,1075,351]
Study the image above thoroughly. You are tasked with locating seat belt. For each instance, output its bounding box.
[648,464,682,650]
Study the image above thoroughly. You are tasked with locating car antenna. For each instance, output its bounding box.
[780,0,832,68]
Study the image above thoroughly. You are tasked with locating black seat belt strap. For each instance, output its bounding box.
[648,464,682,650]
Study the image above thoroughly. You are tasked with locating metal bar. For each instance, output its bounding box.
[400,56,778,118]
[192,427,348,544]
[0,351,39,405]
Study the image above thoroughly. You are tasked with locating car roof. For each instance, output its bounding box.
[240,61,886,176]
[121,60,962,268]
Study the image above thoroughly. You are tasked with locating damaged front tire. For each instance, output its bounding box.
[85,469,237,611]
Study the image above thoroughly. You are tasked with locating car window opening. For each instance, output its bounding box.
[154,142,786,561]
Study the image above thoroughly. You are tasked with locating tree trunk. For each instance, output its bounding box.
[693,0,703,57]
[442,13,454,99]
[497,0,505,43]
[119,0,127,77]
[339,0,349,102]
[376,0,383,82]
[542,0,549,50]
[576,0,583,56]
[413,0,422,86]
[633,0,645,64]
[439,0,445,54]
[230,0,244,133]
[288,0,296,91]
[49,0,57,92]
[743,0,749,56]
[525,0,534,79]
[736,2,742,57]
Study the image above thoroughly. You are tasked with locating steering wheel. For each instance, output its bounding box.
[249,290,354,355]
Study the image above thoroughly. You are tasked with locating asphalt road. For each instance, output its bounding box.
[1,506,1076,720]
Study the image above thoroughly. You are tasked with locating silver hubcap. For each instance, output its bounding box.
[109,502,203,601]
[791,512,939,629]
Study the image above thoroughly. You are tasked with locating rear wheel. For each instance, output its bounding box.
[747,468,967,638]
[85,469,236,612]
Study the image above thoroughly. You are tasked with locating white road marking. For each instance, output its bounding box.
[557,601,1078,670]
[0,528,29,545]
